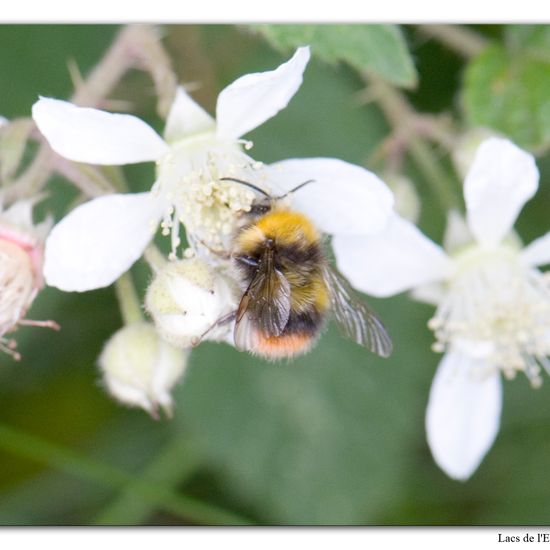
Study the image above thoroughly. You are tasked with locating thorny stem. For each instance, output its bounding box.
[5,24,177,204]
[368,75,461,211]
[114,272,144,326]
[417,25,488,59]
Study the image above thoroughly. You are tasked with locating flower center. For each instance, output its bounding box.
[428,242,550,386]
[153,133,267,258]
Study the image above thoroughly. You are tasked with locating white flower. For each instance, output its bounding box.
[332,137,549,481]
[98,321,188,417]
[0,198,52,357]
[32,46,394,293]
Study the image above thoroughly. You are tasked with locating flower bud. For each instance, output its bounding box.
[98,322,187,417]
[145,258,238,348]
[0,199,52,354]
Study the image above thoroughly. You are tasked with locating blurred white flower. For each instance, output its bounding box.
[0,198,53,357]
[332,137,550,481]
[99,321,188,417]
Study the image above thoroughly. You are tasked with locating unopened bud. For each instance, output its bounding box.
[0,199,53,352]
[145,258,237,348]
[98,322,187,417]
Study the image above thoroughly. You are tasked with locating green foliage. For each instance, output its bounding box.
[463,25,550,152]
[252,24,418,88]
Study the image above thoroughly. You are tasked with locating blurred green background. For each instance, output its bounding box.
[0,24,549,526]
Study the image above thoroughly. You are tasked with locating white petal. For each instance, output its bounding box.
[32,97,168,165]
[426,350,502,481]
[267,158,394,235]
[216,47,310,140]
[521,230,550,267]
[163,86,215,143]
[332,214,451,297]
[443,210,473,253]
[410,282,446,306]
[44,193,164,292]
[464,137,538,246]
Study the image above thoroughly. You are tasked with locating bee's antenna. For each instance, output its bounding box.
[219,177,271,198]
[219,177,315,201]
[274,179,315,200]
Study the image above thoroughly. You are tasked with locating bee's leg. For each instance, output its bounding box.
[196,239,232,260]
[191,311,237,346]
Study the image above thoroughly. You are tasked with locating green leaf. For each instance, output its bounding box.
[252,24,417,88]
[463,26,550,152]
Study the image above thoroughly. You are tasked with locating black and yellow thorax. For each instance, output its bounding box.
[234,208,330,314]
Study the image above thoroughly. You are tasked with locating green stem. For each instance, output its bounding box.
[0,423,252,525]
[369,76,460,211]
[92,438,200,525]
[417,24,488,59]
[114,272,144,325]
[408,139,459,211]
[144,244,168,274]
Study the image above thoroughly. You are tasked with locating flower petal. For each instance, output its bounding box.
[521,230,550,267]
[332,214,451,297]
[216,47,310,140]
[32,97,168,165]
[464,137,538,246]
[163,86,215,143]
[426,350,502,481]
[44,193,164,291]
[267,158,394,235]
[443,210,474,253]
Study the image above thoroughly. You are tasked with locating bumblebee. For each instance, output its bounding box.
[222,177,393,360]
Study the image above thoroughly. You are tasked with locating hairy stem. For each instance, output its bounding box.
[369,75,460,211]
[114,272,144,325]
[417,25,488,59]
[7,24,176,204]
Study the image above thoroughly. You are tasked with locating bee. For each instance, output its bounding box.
[220,177,393,360]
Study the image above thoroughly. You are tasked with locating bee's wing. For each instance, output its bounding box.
[234,248,292,352]
[323,265,393,358]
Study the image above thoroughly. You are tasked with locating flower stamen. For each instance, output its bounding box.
[429,243,550,386]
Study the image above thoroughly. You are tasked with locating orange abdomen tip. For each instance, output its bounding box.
[255,332,315,359]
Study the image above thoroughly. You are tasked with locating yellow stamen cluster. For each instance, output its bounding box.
[154,136,267,257]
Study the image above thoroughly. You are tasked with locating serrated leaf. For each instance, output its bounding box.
[253,24,417,88]
[463,26,550,153]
